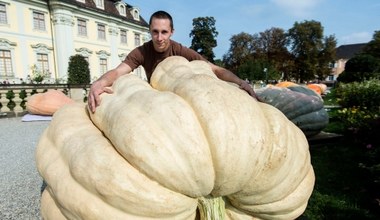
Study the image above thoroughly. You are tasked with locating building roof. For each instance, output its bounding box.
[335,43,367,59]
[53,0,149,27]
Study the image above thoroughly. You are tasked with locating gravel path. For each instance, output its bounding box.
[0,117,50,220]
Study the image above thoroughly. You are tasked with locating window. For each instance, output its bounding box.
[95,0,104,9]
[134,33,140,46]
[77,19,87,36]
[0,3,7,24]
[0,50,13,77]
[119,5,126,16]
[99,58,107,75]
[120,29,127,44]
[97,24,106,40]
[37,53,49,72]
[33,11,45,31]
[132,9,139,20]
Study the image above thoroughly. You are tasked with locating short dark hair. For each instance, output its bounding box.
[149,10,174,30]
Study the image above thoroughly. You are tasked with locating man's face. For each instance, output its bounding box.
[150,18,173,53]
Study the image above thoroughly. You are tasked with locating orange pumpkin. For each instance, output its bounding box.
[306,84,322,95]
[26,90,75,115]
[275,81,298,88]
[317,83,327,93]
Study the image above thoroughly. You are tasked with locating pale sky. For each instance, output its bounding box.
[126,0,380,59]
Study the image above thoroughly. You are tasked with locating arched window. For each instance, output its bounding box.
[131,8,139,21]
[119,5,126,16]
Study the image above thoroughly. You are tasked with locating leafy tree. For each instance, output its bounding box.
[318,35,337,80]
[256,28,289,60]
[67,54,90,84]
[236,59,280,82]
[236,59,262,81]
[363,30,380,59]
[288,20,336,82]
[256,27,292,81]
[189,17,218,62]
[214,59,224,68]
[222,32,258,72]
[223,29,289,82]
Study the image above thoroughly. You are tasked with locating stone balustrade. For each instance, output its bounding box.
[0,84,90,117]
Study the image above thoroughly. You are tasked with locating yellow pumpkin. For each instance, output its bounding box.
[36,56,315,219]
[26,90,74,115]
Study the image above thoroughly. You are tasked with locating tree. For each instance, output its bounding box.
[222,32,258,72]
[67,54,90,84]
[237,60,280,82]
[317,35,337,80]
[287,20,336,82]
[257,28,289,60]
[363,30,380,60]
[256,27,292,81]
[189,17,218,62]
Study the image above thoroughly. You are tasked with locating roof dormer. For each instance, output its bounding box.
[130,7,140,21]
[95,0,104,10]
[115,1,126,16]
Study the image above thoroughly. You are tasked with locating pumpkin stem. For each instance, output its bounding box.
[197,196,225,220]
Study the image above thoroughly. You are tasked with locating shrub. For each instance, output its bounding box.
[67,54,90,84]
[335,79,379,144]
[336,79,380,111]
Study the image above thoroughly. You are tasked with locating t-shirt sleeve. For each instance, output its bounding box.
[175,43,208,62]
[123,46,144,70]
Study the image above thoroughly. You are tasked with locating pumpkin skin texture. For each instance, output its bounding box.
[36,56,315,219]
[26,89,74,115]
[36,103,198,219]
[255,86,329,137]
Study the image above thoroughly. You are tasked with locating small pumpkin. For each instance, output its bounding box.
[26,90,74,115]
[306,84,322,95]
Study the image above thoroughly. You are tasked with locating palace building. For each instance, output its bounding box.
[0,0,149,83]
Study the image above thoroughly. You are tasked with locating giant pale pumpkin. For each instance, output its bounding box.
[36,56,315,219]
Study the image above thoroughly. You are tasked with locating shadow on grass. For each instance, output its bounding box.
[301,137,380,220]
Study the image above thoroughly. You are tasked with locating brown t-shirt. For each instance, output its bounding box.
[123,40,207,81]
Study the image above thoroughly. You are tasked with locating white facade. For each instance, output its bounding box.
[0,0,149,83]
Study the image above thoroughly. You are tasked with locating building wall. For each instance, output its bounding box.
[329,58,347,81]
[0,0,149,83]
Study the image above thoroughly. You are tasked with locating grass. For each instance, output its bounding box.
[302,139,380,219]
[299,90,380,219]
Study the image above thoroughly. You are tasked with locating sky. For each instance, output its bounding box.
[126,0,380,59]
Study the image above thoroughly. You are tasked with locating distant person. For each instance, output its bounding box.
[88,10,258,113]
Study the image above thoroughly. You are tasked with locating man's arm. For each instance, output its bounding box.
[88,62,132,113]
[208,63,260,100]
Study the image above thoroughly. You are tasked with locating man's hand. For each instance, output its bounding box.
[87,63,132,113]
[87,80,113,113]
[239,80,261,101]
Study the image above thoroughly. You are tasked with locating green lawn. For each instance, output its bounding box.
[300,91,380,219]
[302,138,380,219]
